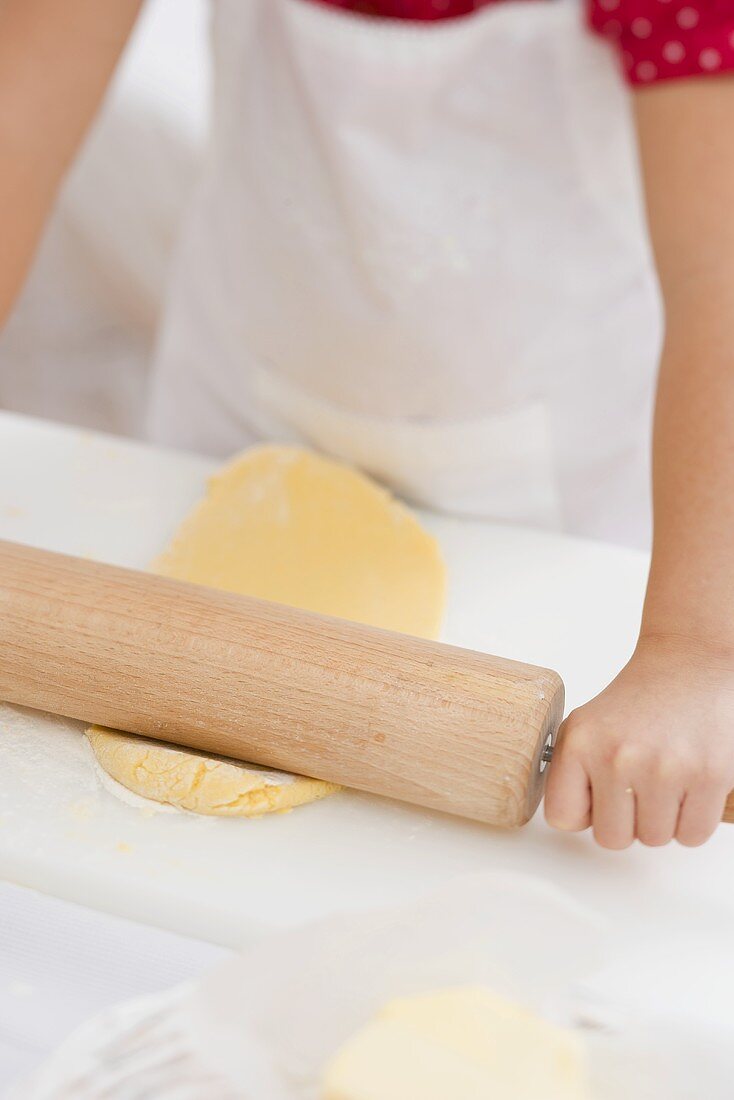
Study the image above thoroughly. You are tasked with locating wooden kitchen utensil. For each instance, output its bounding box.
[1,538,564,827]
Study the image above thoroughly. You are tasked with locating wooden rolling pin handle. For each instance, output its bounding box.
[0,539,565,827]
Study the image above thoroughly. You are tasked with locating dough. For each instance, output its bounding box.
[88,446,446,816]
[151,444,446,637]
[322,987,588,1100]
[87,728,339,816]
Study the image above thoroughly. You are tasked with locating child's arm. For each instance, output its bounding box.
[0,0,143,325]
[545,76,734,849]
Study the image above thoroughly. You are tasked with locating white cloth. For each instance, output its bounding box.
[149,0,661,546]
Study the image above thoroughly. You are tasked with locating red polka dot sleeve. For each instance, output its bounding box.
[314,1,734,86]
[587,0,734,85]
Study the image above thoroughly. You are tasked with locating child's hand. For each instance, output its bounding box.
[544,635,734,849]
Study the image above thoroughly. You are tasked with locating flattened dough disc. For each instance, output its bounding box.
[88,446,446,817]
[87,728,340,817]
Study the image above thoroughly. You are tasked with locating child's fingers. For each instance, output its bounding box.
[634,779,683,847]
[676,783,729,847]
[544,748,591,832]
[589,772,636,849]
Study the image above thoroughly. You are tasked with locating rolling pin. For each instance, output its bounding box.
[0,537,711,829]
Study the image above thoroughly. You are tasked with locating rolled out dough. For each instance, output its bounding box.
[88,446,446,817]
[322,987,588,1100]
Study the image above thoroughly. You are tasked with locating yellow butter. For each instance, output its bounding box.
[323,987,588,1100]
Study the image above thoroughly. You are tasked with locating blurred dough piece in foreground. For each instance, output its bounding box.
[322,987,588,1100]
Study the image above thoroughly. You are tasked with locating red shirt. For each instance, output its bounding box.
[315,1,734,85]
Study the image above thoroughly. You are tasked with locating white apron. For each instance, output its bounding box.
[148,0,661,547]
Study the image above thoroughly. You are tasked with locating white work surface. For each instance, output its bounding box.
[2,411,733,949]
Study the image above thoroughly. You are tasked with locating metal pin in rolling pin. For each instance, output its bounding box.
[540,733,555,772]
